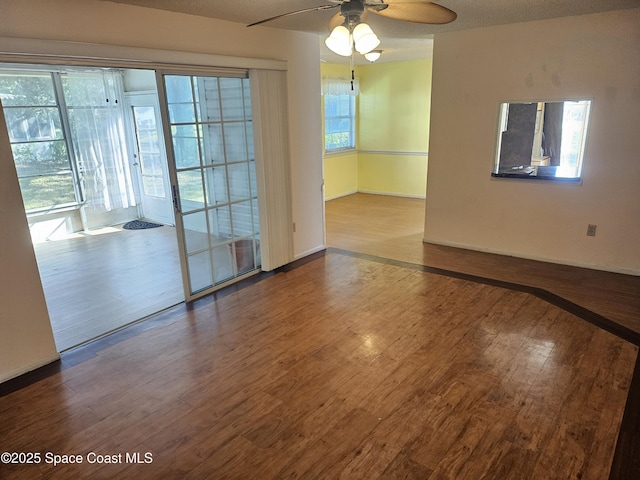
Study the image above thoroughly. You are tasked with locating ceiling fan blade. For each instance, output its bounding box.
[369,1,457,25]
[328,9,369,31]
[328,12,345,31]
[248,4,338,27]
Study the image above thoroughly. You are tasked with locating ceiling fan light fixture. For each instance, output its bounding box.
[364,50,382,62]
[352,22,380,54]
[325,25,352,57]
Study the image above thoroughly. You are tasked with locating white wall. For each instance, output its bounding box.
[123,69,156,92]
[0,105,59,383]
[0,0,325,381]
[425,9,640,275]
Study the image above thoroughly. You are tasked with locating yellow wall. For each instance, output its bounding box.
[357,153,428,197]
[322,59,432,199]
[321,63,357,86]
[358,59,431,152]
[320,62,359,199]
[324,152,359,200]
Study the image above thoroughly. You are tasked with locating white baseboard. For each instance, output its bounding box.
[325,190,426,202]
[324,190,358,201]
[294,245,327,261]
[357,190,426,199]
[422,238,640,276]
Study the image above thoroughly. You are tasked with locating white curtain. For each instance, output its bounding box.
[63,70,136,214]
[249,69,294,271]
[321,76,359,96]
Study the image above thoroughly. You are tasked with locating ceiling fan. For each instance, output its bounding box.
[248,1,456,61]
[248,0,457,29]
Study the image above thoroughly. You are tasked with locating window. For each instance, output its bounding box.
[492,100,591,181]
[61,70,135,212]
[0,72,77,211]
[324,94,355,151]
[322,77,358,152]
[0,67,135,213]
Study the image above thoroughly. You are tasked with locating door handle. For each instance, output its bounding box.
[172,184,181,213]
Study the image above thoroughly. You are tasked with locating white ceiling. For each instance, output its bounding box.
[99,0,640,64]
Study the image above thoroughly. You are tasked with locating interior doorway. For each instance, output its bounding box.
[0,64,183,351]
[0,62,269,350]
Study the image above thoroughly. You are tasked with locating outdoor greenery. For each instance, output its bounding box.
[18,174,76,211]
[324,94,355,151]
[325,131,351,150]
[0,74,57,107]
[11,141,70,176]
[0,73,77,211]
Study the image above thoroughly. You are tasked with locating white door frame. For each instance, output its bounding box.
[155,69,263,301]
[125,91,174,226]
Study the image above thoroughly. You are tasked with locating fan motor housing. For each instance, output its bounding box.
[339,0,388,24]
[340,1,365,17]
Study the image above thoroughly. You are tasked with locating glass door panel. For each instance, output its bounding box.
[133,108,163,195]
[128,93,173,225]
[160,73,260,299]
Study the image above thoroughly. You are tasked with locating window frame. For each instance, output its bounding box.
[0,69,84,213]
[491,99,592,183]
[323,92,356,153]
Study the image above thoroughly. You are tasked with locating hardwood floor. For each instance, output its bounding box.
[34,225,183,351]
[0,251,636,479]
[325,193,640,334]
[1,193,638,479]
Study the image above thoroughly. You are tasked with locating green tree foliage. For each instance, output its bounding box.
[0,73,76,211]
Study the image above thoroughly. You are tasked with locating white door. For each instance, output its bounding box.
[128,93,174,225]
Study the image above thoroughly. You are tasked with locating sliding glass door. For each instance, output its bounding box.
[158,72,260,299]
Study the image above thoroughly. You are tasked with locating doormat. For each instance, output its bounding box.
[123,220,163,230]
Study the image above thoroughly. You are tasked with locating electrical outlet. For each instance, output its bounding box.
[587,224,597,237]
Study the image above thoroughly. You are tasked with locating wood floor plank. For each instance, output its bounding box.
[1,194,638,478]
[34,225,183,350]
[325,193,640,333]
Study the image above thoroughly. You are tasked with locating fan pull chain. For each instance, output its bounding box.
[350,49,354,91]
